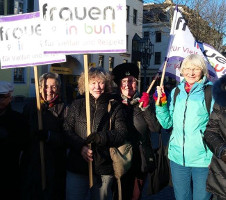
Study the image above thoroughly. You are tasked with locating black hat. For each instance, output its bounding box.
[112,63,139,86]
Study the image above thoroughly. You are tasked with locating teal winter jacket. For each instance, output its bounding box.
[156,77,214,167]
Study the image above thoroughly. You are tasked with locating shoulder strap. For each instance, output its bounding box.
[204,85,212,115]
[108,99,114,130]
[173,87,180,107]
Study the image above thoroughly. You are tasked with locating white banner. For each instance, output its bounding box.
[0,12,66,69]
[198,42,226,79]
[159,8,217,82]
[38,0,126,54]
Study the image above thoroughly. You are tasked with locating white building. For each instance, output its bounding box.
[142,1,172,81]
[89,0,143,70]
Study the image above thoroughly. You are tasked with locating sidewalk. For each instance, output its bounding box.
[141,131,176,200]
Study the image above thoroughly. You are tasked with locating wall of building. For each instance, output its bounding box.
[90,0,143,71]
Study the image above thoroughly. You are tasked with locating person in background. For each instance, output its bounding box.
[63,67,127,200]
[111,63,161,200]
[204,74,226,200]
[155,54,214,200]
[21,72,68,200]
[0,81,28,200]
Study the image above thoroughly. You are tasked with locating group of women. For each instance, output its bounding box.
[20,53,226,200]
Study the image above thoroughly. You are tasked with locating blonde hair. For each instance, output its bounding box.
[180,54,208,77]
[78,67,112,95]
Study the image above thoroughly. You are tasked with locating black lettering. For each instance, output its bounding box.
[60,7,73,21]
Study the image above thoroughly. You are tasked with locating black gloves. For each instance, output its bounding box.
[86,132,101,145]
[35,129,49,141]
[221,149,226,164]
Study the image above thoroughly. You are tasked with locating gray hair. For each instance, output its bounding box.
[78,67,112,95]
[39,72,61,89]
[180,54,208,77]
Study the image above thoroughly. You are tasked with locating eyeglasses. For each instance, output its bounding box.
[121,79,137,86]
[183,68,202,73]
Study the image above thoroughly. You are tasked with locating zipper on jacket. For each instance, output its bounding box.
[182,94,190,166]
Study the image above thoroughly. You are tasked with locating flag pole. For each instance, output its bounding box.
[155,6,178,106]
[156,60,168,106]
[34,65,46,190]
[139,73,159,108]
[84,54,93,188]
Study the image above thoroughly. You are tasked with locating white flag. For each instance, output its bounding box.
[198,42,226,79]
[159,7,217,82]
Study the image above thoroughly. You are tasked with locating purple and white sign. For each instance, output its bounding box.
[0,12,66,69]
[39,0,126,54]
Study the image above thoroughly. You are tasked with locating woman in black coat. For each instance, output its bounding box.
[204,74,226,200]
[111,63,161,200]
[21,72,67,200]
[0,81,28,200]
[63,67,127,200]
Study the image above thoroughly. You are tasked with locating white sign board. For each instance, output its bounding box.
[0,12,66,69]
[39,0,126,54]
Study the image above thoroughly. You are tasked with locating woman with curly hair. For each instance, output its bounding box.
[64,67,128,200]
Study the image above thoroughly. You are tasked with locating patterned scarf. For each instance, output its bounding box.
[185,82,193,93]
[121,92,140,106]
[40,95,59,109]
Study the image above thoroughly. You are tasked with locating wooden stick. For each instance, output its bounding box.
[139,73,159,108]
[83,54,93,188]
[156,60,168,105]
[34,66,46,190]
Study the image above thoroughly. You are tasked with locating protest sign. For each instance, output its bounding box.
[159,7,217,82]
[0,12,66,69]
[38,0,126,54]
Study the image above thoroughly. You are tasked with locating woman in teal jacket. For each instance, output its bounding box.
[155,54,214,200]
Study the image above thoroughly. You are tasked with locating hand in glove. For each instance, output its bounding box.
[35,129,48,141]
[86,132,101,145]
[139,92,150,108]
[153,86,167,106]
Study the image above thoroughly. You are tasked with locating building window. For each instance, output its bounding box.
[109,57,114,72]
[133,9,137,24]
[126,5,130,22]
[155,31,161,43]
[144,31,149,38]
[154,52,161,65]
[14,68,25,83]
[98,55,104,68]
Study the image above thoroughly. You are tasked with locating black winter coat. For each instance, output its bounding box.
[204,75,226,199]
[64,93,128,175]
[114,93,161,175]
[0,105,28,200]
[21,99,67,200]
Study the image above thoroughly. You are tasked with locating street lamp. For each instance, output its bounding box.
[139,37,154,91]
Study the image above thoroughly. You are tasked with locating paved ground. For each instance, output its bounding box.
[141,131,176,200]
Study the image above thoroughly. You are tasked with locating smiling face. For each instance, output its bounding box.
[182,66,203,86]
[89,77,105,99]
[120,76,137,98]
[40,78,59,102]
